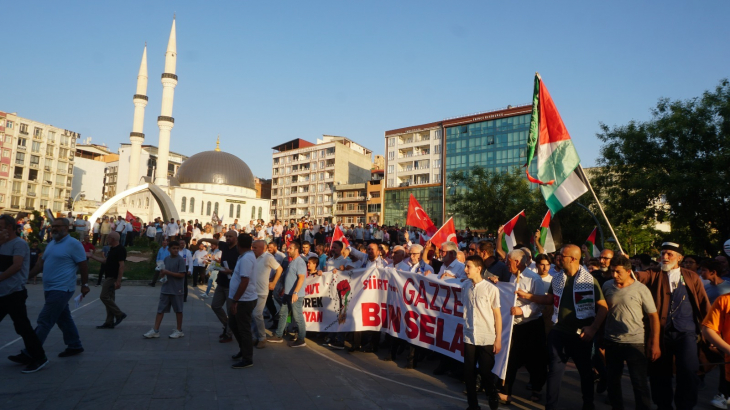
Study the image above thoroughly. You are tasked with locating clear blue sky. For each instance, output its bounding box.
[2,1,728,178]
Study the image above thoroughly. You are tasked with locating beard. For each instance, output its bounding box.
[661,263,675,272]
[52,232,62,241]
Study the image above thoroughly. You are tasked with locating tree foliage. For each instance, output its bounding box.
[593,78,730,255]
[449,167,543,233]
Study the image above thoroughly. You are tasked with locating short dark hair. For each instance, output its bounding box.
[700,259,723,274]
[288,242,301,252]
[0,214,16,230]
[465,255,484,270]
[535,253,551,264]
[308,256,319,266]
[169,242,180,250]
[237,234,252,248]
[610,254,632,271]
[301,241,311,247]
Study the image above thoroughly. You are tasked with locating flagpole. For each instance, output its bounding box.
[577,164,624,254]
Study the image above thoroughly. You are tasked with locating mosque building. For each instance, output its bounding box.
[102,16,270,224]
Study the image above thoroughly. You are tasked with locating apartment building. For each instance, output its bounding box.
[384,104,536,228]
[73,144,118,203]
[0,111,79,214]
[367,169,384,224]
[270,135,372,223]
[334,183,367,225]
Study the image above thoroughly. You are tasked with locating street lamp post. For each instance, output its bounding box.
[70,191,85,213]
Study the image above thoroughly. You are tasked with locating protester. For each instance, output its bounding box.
[228,234,256,368]
[603,254,660,410]
[462,255,501,410]
[438,241,465,280]
[516,244,608,410]
[635,241,710,410]
[143,241,187,339]
[87,232,128,329]
[199,230,239,343]
[702,293,730,409]
[500,249,546,403]
[701,259,730,304]
[268,242,308,348]
[251,239,281,349]
[396,244,434,275]
[177,239,193,302]
[0,214,48,373]
[25,217,90,358]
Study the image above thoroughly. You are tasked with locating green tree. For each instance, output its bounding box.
[449,167,544,232]
[593,78,730,255]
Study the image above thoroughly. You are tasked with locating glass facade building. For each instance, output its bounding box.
[384,185,442,228]
[445,113,537,229]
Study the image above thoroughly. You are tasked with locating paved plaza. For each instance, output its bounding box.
[0,283,717,410]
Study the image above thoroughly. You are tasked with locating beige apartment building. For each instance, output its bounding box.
[0,111,79,215]
[367,169,384,224]
[270,135,372,223]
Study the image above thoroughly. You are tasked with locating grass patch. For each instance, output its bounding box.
[88,248,156,281]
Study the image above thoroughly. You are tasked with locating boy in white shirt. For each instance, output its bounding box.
[462,255,501,410]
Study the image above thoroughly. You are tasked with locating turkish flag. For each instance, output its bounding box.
[429,217,457,246]
[419,233,429,246]
[332,224,350,248]
[125,211,136,222]
[406,194,437,236]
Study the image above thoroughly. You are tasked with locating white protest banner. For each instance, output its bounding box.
[301,267,515,367]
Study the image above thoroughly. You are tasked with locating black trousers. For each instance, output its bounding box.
[605,341,650,410]
[649,330,699,410]
[503,318,547,395]
[266,290,279,328]
[192,266,206,286]
[546,329,594,410]
[464,342,497,409]
[228,299,257,363]
[0,289,46,361]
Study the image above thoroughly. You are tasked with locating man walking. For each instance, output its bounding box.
[87,232,127,329]
[228,234,256,368]
[251,240,281,348]
[635,241,710,410]
[0,215,48,373]
[199,230,239,343]
[26,218,90,357]
[602,254,660,410]
[268,242,308,348]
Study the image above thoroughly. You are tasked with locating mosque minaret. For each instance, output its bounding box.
[127,44,148,190]
[154,16,177,187]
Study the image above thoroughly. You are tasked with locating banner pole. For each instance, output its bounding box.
[577,165,624,254]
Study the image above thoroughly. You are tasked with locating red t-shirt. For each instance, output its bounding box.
[132,221,142,233]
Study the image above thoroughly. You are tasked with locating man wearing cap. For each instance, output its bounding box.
[635,241,710,410]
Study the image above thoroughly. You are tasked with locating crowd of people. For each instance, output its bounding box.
[2,212,730,410]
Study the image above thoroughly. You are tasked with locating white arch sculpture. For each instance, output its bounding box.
[89,183,179,225]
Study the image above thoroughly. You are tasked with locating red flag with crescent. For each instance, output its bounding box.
[125,211,136,222]
[332,224,350,248]
[406,194,437,236]
[429,217,457,246]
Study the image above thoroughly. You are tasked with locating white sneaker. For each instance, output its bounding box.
[200,293,208,298]
[169,329,185,339]
[143,329,160,339]
[712,394,728,410]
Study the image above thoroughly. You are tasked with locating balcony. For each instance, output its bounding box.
[27,192,36,197]
[336,195,366,202]
[17,145,26,151]
[13,174,22,179]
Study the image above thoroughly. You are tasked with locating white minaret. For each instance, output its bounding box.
[127,44,148,190]
[155,16,177,186]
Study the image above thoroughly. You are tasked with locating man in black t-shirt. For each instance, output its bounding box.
[87,232,128,329]
[199,230,239,343]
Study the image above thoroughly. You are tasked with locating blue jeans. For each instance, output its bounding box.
[119,233,127,247]
[35,290,83,350]
[205,270,219,295]
[275,295,306,341]
[649,330,699,410]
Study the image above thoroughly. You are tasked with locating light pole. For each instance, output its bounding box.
[70,191,85,212]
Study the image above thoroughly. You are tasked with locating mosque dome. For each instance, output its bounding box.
[175,149,255,189]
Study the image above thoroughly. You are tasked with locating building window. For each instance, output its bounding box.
[16,152,25,165]
[434,145,441,154]
[388,151,394,160]
[251,206,255,219]
[206,201,211,216]
[19,123,28,134]
[236,205,241,218]
[388,165,394,174]
[190,197,195,213]
[229,204,234,218]
[181,197,186,212]
[2,150,9,158]
[18,138,27,148]
[258,207,262,219]
[31,141,41,153]
[214,202,219,216]
[388,137,395,147]
[145,198,150,208]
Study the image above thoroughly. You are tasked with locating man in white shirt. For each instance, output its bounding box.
[125,220,133,247]
[438,241,466,280]
[347,243,389,270]
[114,216,127,247]
[192,242,209,287]
[227,235,257,369]
[92,219,101,246]
[166,218,180,242]
[501,249,547,403]
[396,244,434,275]
[250,240,282,348]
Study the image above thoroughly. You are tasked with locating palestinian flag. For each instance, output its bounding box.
[585,227,600,258]
[537,210,556,254]
[524,74,588,214]
[500,211,529,254]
